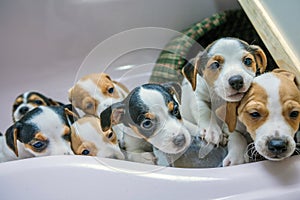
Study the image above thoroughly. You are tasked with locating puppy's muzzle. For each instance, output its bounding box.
[173,134,186,148]
[267,138,288,155]
[228,75,244,91]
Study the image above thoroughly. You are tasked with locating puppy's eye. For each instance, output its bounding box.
[249,111,261,119]
[290,111,299,118]
[82,149,90,155]
[171,105,181,119]
[141,118,153,129]
[34,100,44,105]
[244,58,253,66]
[108,87,114,94]
[13,104,20,110]
[210,61,220,69]
[32,141,47,150]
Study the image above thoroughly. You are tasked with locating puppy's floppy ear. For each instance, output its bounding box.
[248,45,267,74]
[64,104,80,124]
[82,96,96,115]
[68,87,74,103]
[216,102,239,132]
[100,102,125,132]
[162,82,182,104]
[272,68,299,87]
[182,59,198,91]
[5,124,20,157]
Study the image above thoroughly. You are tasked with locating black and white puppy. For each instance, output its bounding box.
[1,105,77,162]
[100,83,192,166]
[12,91,64,122]
[181,37,267,164]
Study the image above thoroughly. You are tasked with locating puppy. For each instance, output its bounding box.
[68,73,129,116]
[100,83,192,166]
[223,69,300,161]
[70,115,125,160]
[181,37,267,159]
[1,105,76,162]
[12,91,64,122]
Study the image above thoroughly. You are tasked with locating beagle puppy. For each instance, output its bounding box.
[223,69,300,161]
[1,105,76,162]
[68,73,129,116]
[70,115,125,160]
[12,91,63,122]
[100,83,192,166]
[181,37,267,159]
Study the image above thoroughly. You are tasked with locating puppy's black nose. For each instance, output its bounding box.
[268,139,288,154]
[173,134,186,147]
[19,106,29,115]
[229,75,244,90]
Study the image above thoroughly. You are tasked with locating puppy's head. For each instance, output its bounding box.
[68,73,129,116]
[6,105,77,158]
[70,115,125,159]
[12,91,63,122]
[100,83,191,154]
[222,69,300,161]
[183,37,267,102]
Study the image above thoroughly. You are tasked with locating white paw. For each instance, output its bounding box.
[198,124,223,145]
[222,152,245,166]
[126,152,156,165]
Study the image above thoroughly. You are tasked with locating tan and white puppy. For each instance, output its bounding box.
[181,37,267,154]
[68,73,129,116]
[224,69,300,161]
[1,105,75,162]
[100,83,192,166]
[70,115,125,160]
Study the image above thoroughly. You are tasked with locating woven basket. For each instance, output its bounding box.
[149,9,278,83]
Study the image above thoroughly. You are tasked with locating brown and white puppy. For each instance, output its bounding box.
[12,91,63,122]
[223,69,300,161]
[68,73,129,116]
[100,83,192,166]
[0,105,76,162]
[70,115,125,160]
[181,37,267,158]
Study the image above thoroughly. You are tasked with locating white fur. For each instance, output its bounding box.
[139,87,191,154]
[71,118,125,159]
[252,74,296,160]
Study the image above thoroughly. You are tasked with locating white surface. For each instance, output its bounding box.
[1,155,300,200]
[1,1,299,200]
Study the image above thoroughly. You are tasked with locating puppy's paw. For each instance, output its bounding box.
[222,152,245,166]
[126,152,156,165]
[198,125,223,145]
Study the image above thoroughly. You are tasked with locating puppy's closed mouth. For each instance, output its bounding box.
[227,92,245,100]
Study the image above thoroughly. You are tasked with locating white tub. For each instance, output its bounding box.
[1,1,299,199]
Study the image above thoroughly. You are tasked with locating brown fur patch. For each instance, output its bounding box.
[168,102,174,112]
[28,94,47,105]
[275,73,300,132]
[144,112,155,120]
[238,83,269,139]
[203,55,223,87]
[35,132,48,141]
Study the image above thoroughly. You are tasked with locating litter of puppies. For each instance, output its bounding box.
[1,38,299,168]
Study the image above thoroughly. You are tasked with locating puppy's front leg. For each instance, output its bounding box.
[222,129,248,166]
[194,77,223,146]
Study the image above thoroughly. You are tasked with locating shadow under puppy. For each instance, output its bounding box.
[0,105,77,162]
[220,69,300,162]
[181,37,267,164]
[12,91,64,122]
[70,115,125,160]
